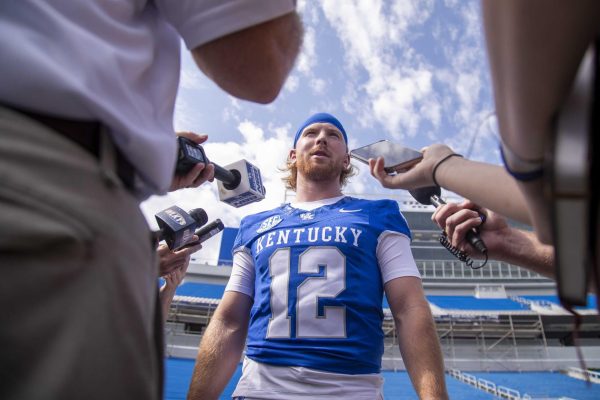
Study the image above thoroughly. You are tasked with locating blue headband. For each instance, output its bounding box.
[293,113,348,148]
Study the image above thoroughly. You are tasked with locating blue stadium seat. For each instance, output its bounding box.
[175,282,226,299]
[523,294,597,310]
[473,371,600,399]
[427,296,529,311]
[165,358,495,399]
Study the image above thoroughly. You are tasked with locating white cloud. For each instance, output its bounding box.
[284,74,300,93]
[238,120,264,143]
[297,26,317,75]
[309,78,327,94]
[455,72,481,121]
[319,0,439,139]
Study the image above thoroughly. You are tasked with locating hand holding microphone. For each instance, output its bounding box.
[410,186,487,255]
[154,206,208,250]
[410,186,489,269]
[175,136,266,207]
[170,132,215,191]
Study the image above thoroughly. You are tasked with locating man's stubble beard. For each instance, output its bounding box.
[296,155,344,183]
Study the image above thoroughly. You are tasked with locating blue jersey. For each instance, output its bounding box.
[233,197,411,374]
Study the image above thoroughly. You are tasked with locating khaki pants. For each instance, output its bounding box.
[0,107,161,400]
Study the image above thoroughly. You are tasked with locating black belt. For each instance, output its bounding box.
[8,105,135,190]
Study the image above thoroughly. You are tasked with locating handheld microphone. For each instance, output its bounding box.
[180,219,225,249]
[154,206,208,250]
[176,137,266,207]
[195,219,225,244]
[409,186,487,254]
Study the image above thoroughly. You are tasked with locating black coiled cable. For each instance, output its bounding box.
[439,231,488,269]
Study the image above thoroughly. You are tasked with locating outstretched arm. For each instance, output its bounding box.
[482,0,600,243]
[157,240,202,322]
[187,291,252,400]
[432,200,554,279]
[369,144,531,225]
[386,277,448,400]
[159,265,188,323]
[192,12,303,104]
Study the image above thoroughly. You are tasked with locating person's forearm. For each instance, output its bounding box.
[187,316,247,400]
[494,227,554,279]
[159,285,176,324]
[436,157,531,225]
[192,12,302,103]
[396,305,448,400]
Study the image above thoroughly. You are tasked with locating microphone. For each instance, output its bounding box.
[195,219,225,244]
[176,137,266,207]
[215,159,266,208]
[154,206,208,250]
[409,186,487,254]
[179,219,226,249]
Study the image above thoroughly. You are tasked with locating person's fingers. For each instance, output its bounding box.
[368,158,377,176]
[160,250,188,274]
[460,199,479,210]
[189,163,215,187]
[156,243,170,256]
[443,208,476,244]
[446,209,482,247]
[181,256,191,274]
[369,157,399,189]
[432,203,452,228]
[176,241,203,256]
[368,157,384,181]
[177,131,208,145]
[166,250,188,263]
[458,199,488,227]
[161,262,181,276]
[182,163,208,187]
[432,203,461,231]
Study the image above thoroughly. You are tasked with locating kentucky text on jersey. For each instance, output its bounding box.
[255,226,363,254]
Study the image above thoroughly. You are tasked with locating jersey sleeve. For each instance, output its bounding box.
[372,200,411,240]
[376,233,421,284]
[372,200,419,283]
[155,0,296,50]
[225,248,255,298]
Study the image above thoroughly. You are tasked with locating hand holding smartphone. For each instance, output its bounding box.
[350,140,423,173]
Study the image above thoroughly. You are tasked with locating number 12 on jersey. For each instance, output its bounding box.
[266,247,347,339]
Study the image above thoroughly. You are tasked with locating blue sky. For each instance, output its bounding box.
[142,0,501,265]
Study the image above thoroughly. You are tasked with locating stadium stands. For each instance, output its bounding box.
[165,358,496,400]
[428,296,529,311]
[164,194,600,395]
[472,371,600,399]
[523,295,598,311]
[176,282,226,300]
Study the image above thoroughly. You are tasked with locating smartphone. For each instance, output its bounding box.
[350,140,423,173]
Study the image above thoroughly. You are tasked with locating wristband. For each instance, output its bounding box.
[500,143,544,181]
[432,153,463,187]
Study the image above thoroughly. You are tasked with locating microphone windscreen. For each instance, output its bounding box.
[409,186,441,205]
[188,208,208,226]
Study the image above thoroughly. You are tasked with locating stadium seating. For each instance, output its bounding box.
[427,296,529,311]
[164,196,600,394]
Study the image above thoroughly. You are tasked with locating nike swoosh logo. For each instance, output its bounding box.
[339,208,362,213]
